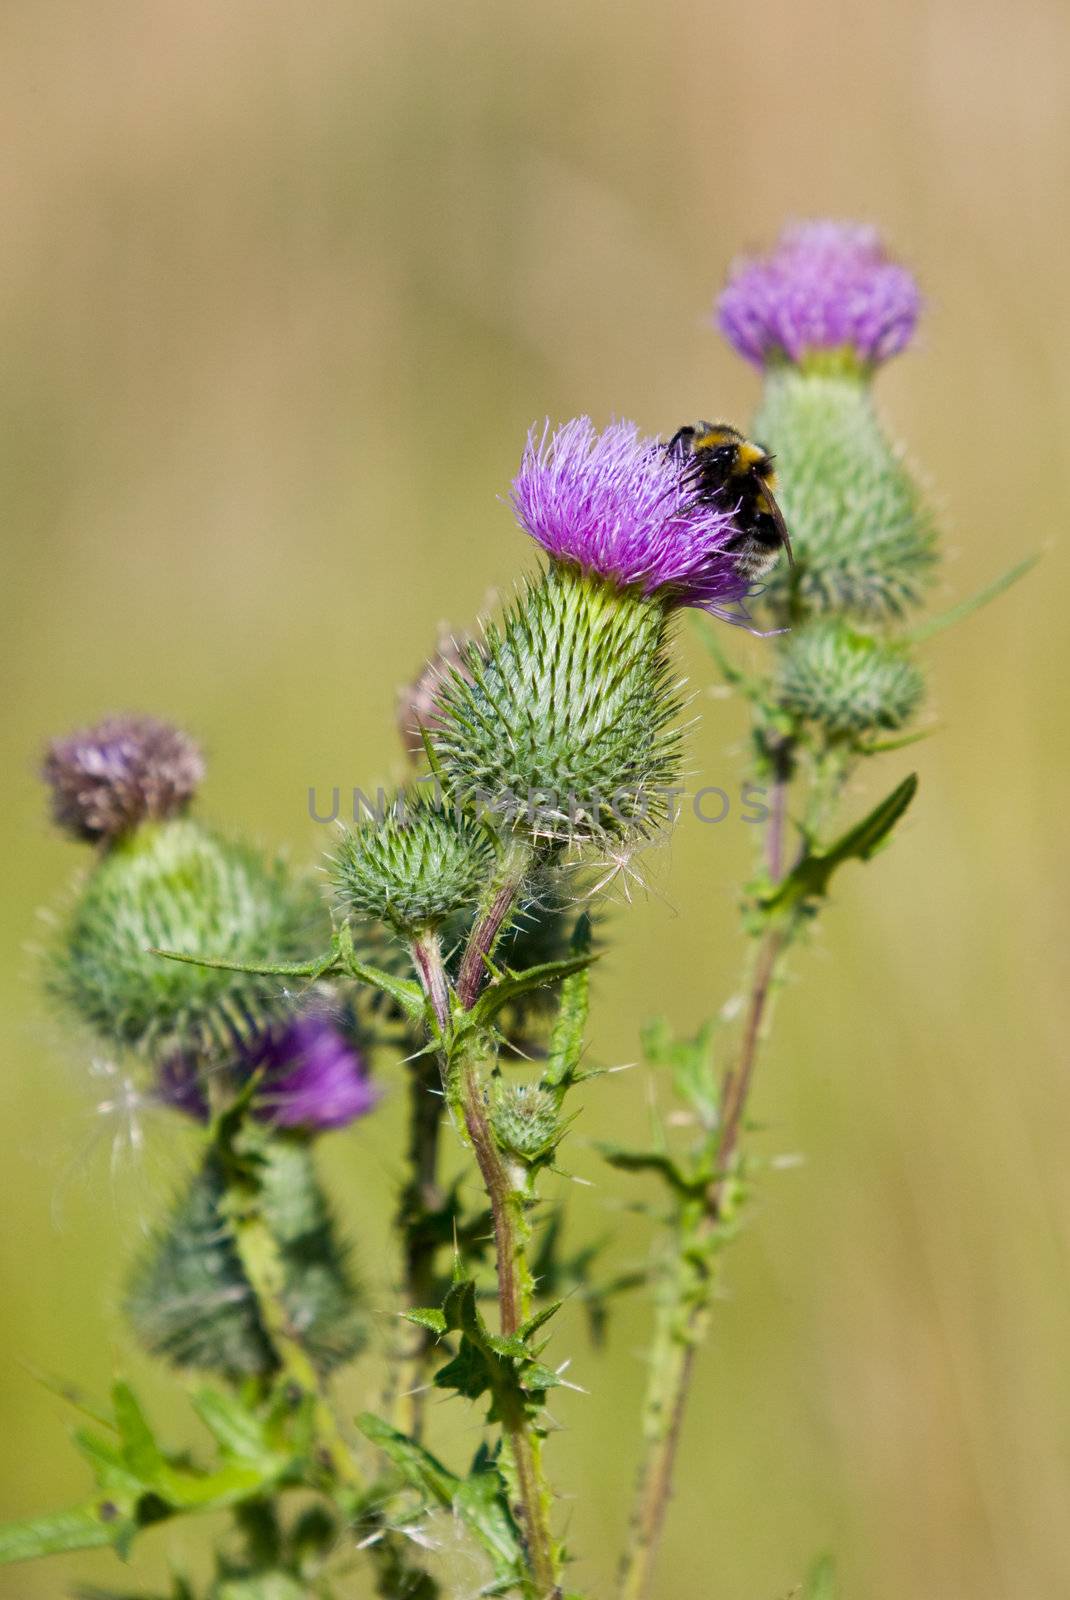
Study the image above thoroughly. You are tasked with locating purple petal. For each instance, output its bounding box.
[717,221,922,370]
[511,418,750,614]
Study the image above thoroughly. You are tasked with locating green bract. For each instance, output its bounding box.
[776,619,925,736]
[48,819,323,1059]
[432,565,682,842]
[755,369,937,621]
[331,795,494,934]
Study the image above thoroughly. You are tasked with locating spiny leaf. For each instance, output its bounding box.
[597,1142,710,1198]
[0,1503,127,1565]
[113,1382,164,1483]
[905,552,1038,644]
[402,1307,448,1337]
[519,1300,564,1341]
[542,916,593,1092]
[451,1468,525,1578]
[763,773,919,914]
[357,1416,524,1583]
[356,1413,459,1507]
[189,1388,271,1464]
[472,950,599,1027]
[149,948,337,980]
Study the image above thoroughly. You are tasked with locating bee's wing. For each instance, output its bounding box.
[760,482,794,567]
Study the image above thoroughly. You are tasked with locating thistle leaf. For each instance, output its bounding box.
[763,773,919,913]
[471,950,599,1027]
[0,1505,126,1565]
[905,552,1038,644]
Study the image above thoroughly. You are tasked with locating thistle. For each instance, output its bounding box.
[48,817,324,1060]
[331,793,494,936]
[718,222,937,624]
[7,218,1024,1600]
[157,1012,380,1133]
[124,1129,366,1378]
[42,718,324,1061]
[433,419,749,845]
[775,619,925,738]
[42,713,204,844]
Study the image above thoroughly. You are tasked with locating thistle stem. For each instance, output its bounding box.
[458,1047,560,1599]
[618,778,795,1600]
[389,1048,446,1441]
[457,838,534,1009]
[227,1183,363,1495]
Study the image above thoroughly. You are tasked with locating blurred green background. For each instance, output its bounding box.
[2,1,1068,1596]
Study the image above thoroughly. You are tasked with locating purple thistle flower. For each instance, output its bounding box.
[511,418,750,614]
[717,221,922,371]
[156,1014,379,1134]
[244,1015,379,1132]
[43,714,204,843]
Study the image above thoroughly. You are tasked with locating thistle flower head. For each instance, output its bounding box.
[776,619,925,736]
[243,1014,379,1131]
[717,222,921,373]
[331,794,494,934]
[125,1136,365,1376]
[43,714,204,844]
[49,819,324,1059]
[512,418,749,614]
[157,1013,378,1134]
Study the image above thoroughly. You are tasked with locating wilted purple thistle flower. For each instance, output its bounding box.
[717,222,922,371]
[156,1015,378,1134]
[396,625,476,760]
[511,417,750,614]
[42,714,204,843]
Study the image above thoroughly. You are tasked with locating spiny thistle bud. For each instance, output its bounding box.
[48,819,324,1059]
[753,368,937,620]
[490,1081,561,1162]
[433,566,682,842]
[157,1012,379,1134]
[775,619,925,737]
[124,1135,364,1377]
[717,221,921,376]
[42,714,204,844]
[331,794,494,934]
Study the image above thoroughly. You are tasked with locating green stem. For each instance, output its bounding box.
[225,1153,364,1497]
[390,1047,446,1442]
[457,837,534,1010]
[618,761,801,1600]
[458,1046,560,1599]
[618,1224,709,1600]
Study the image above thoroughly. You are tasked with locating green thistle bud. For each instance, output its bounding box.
[48,819,323,1059]
[490,1081,561,1161]
[755,368,937,621]
[331,794,494,934]
[776,619,925,737]
[124,1135,364,1377]
[433,566,681,842]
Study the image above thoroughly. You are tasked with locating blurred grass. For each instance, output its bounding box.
[1,0,1068,1595]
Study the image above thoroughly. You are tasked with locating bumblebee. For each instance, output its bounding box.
[666,421,793,580]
